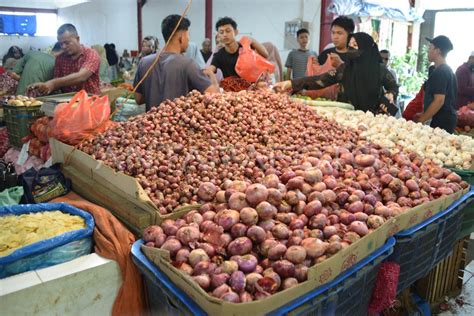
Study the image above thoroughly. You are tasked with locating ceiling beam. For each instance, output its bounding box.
[0,6,58,14]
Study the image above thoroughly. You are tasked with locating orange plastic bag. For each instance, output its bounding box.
[49,90,111,145]
[235,36,275,82]
[304,55,339,100]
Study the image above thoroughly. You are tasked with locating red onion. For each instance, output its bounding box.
[176,226,200,245]
[246,273,263,293]
[161,238,182,257]
[294,264,308,282]
[245,184,269,206]
[189,249,210,267]
[228,192,249,211]
[355,154,375,167]
[301,238,328,258]
[272,260,295,278]
[268,243,288,260]
[256,201,277,220]
[247,225,266,244]
[143,225,164,242]
[178,262,194,275]
[323,225,338,239]
[258,219,276,231]
[309,214,327,230]
[227,237,253,256]
[197,182,218,201]
[216,209,240,231]
[220,260,239,274]
[240,291,253,302]
[230,271,246,293]
[272,223,290,240]
[230,223,248,238]
[221,290,240,303]
[176,248,190,263]
[343,231,361,244]
[285,246,307,264]
[212,284,231,298]
[349,221,369,236]
[211,273,230,288]
[193,274,211,290]
[282,277,299,290]
[238,254,258,273]
[262,174,280,189]
[304,200,323,217]
[161,220,178,236]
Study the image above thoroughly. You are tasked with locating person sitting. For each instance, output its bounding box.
[2,46,24,71]
[200,38,212,62]
[9,42,62,95]
[285,28,317,79]
[133,14,219,111]
[208,16,268,79]
[31,23,101,95]
[274,32,398,114]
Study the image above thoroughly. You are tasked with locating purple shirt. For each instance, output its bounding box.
[134,52,212,111]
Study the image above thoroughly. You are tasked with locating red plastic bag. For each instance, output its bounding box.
[304,55,339,100]
[235,36,275,83]
[49,90,111,145]
[457,104,474,128]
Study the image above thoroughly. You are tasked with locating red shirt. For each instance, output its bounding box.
[54,45,101,95]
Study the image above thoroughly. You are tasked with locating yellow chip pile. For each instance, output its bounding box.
[0,211,86,257]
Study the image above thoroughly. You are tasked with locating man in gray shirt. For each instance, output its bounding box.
[285,28,318,79]
[134,15,218,111]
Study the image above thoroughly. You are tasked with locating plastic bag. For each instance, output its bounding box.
[20,164,71,204]
[304,55,339,100]
[457,105,474,128]
[113,97,145,122]
[0,186,24,206]
[235,36,275,83]
[0,202,94,278]
[49,90,112,145]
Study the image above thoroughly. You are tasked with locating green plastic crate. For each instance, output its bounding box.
[450,168,474,239]
[3,104,44,149]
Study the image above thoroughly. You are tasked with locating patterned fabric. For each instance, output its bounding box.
[54,45,101,95]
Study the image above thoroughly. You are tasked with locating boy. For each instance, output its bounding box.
[285,28,318,79]
[318,16,355,65]
[209,17,268,78]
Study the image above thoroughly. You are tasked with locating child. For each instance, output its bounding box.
[209,17,268,78]
[285,28,318,79]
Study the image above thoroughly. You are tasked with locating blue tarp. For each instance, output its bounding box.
[0,203,94,278]
[328,0,424,23]
[0,14,36,36]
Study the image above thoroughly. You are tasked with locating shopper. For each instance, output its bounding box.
[184,42,206,69]
[134,14,219,111]
[92,45,111,83]
[318,16,355,65]
[30,23,101,95]
[200,38,212,62]
[455,51,474,108]
[380,49,397,82]
[9,43,62,95]
[209,16,268,78]
[416,36,457,133]
[274,32,398,114]
[141,36,159,58]
[285,28,318,79]
[2,46,24,71]
[104,43,119,81]
[263,42,283,82]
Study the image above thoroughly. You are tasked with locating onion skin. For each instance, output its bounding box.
[227,237,253,256]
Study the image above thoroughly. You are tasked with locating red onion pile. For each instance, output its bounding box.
[142,147,467,302]
[79,90,361,213]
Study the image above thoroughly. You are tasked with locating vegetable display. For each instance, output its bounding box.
[317,108,474,170]
[3,95,43,107]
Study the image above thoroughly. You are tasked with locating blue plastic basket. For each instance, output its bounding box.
[0,203,94,278]
[131,237,395,316]
[388,191,474,293]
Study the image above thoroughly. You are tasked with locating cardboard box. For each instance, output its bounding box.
[141,189,467,315]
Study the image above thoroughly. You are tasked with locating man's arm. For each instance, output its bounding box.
[250,38,269,59]
[32,68,93,94]
[135,92,144,105]
[286,68,292,80]
[417,94,445,123]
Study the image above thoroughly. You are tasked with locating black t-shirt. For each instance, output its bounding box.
[318,47,349,65]
[201,50,212,63]
[211,45,242,78]
[423,64,458,133]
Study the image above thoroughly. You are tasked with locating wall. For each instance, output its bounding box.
[58,0,137,56]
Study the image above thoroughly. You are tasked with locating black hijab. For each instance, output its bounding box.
[342,32,382,113]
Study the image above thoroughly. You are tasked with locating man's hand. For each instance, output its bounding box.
[273,80,292,93]
[385,92,394,104]
[413,112,422,122]
[328,53,343,68]
[203,68,218,87]
[379,103,388,114]
[8,71,20,81]
[29,81,54,95]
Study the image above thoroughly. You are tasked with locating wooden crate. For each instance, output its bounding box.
[415,237,468,307]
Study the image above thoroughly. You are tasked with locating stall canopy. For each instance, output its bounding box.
[328,0,424,22]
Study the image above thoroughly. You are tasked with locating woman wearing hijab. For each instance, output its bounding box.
[262,42,283,82]
[274,32,398,114]
[2,46,24,70]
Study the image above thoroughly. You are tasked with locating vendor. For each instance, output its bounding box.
[273,32,398,114]
[31,24,101,95]
[133,15,219,111]
[9,43,62,96]
[416,36,457,133]
[208,17,268,79]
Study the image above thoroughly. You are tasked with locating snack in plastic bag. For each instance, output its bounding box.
[235,36,275,83]
[49,90,112,145]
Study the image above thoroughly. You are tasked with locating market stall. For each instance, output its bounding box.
[1,84,474,315]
